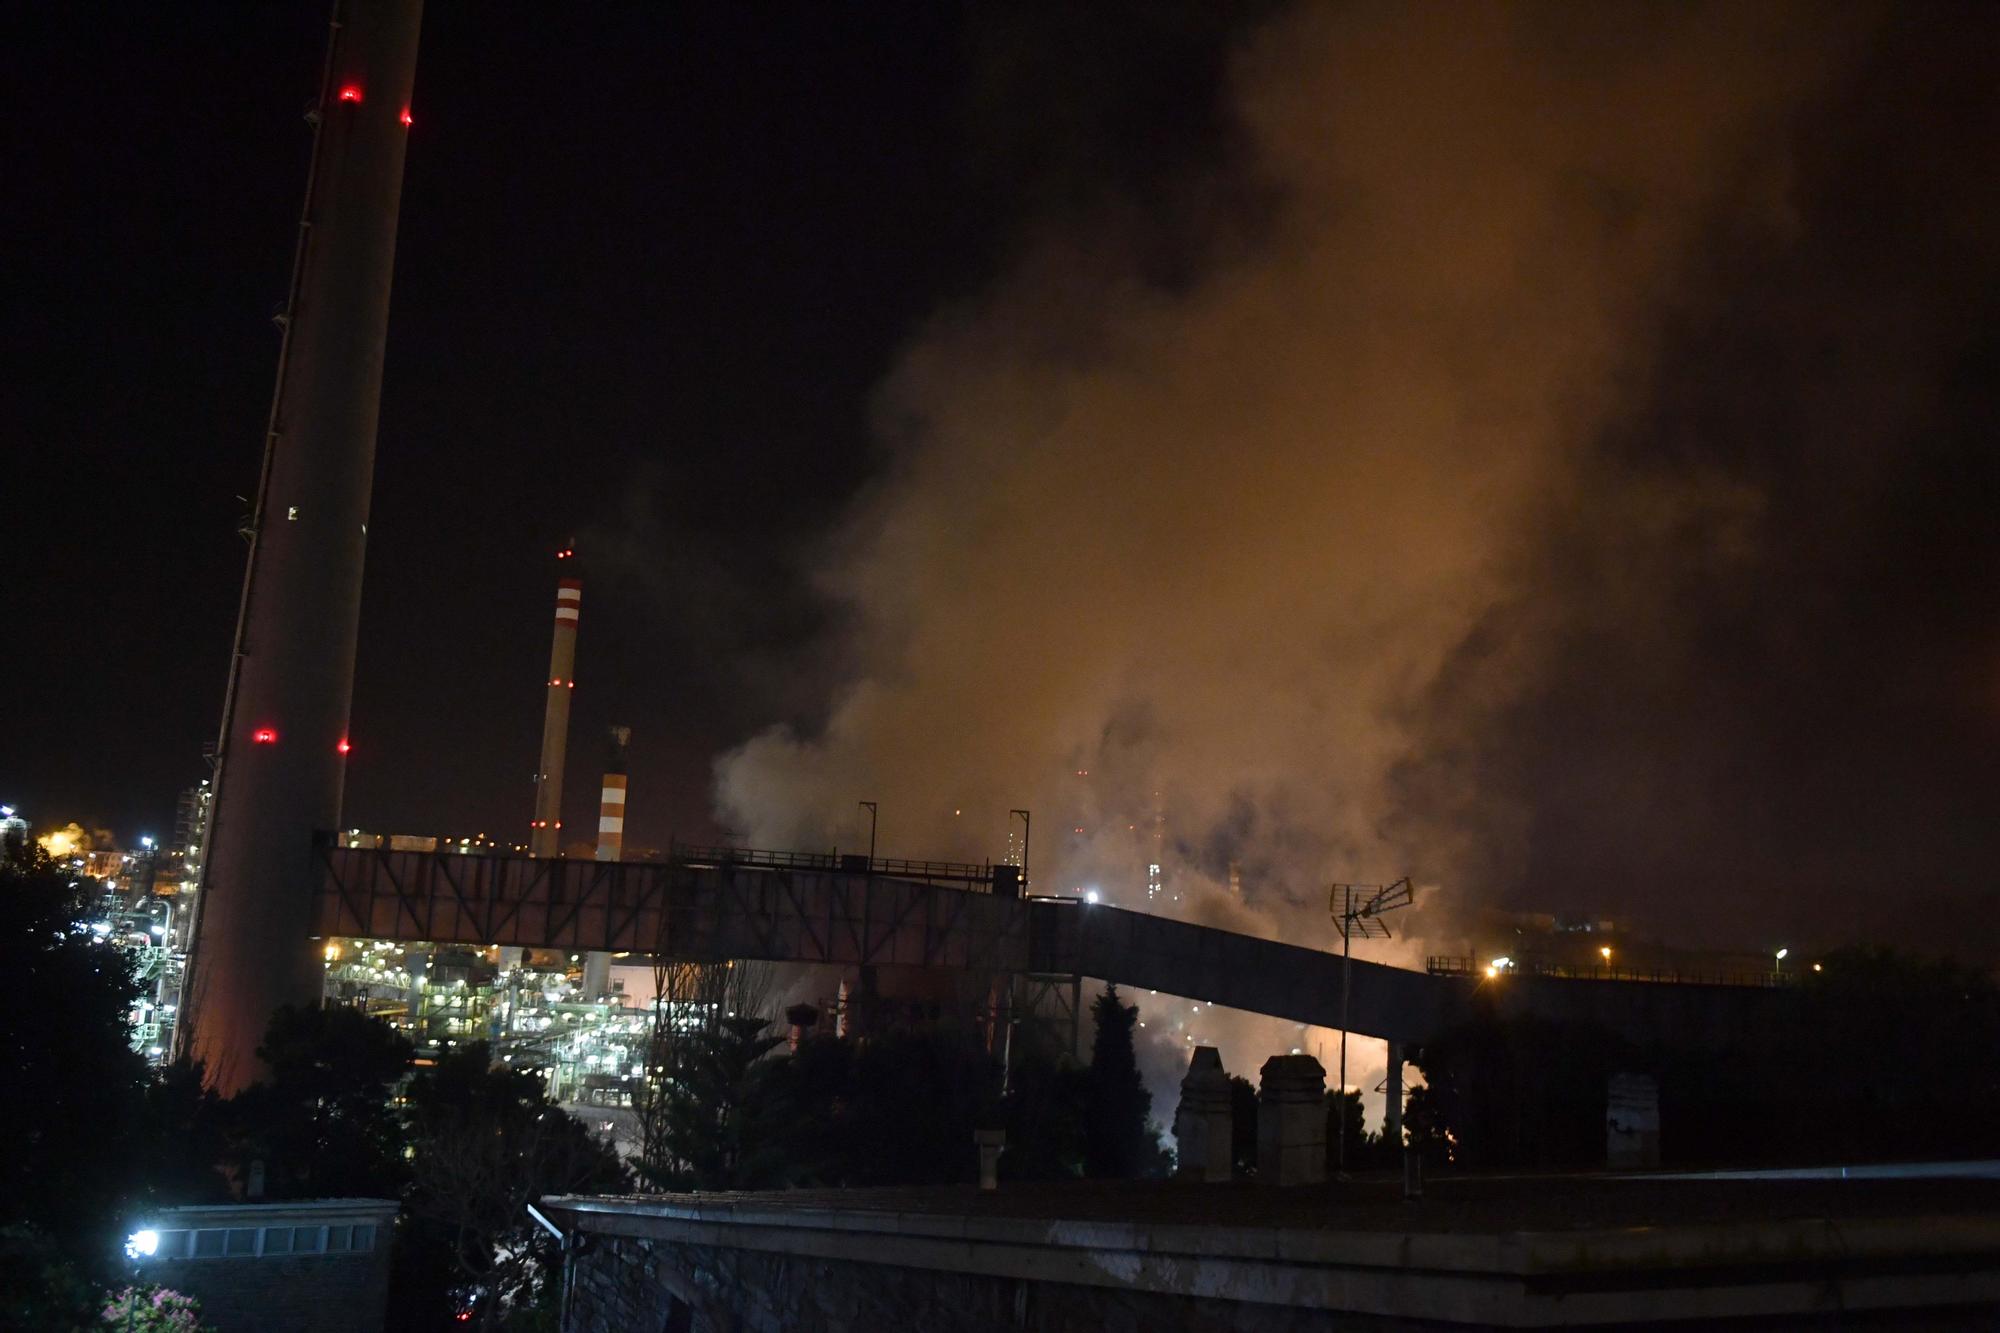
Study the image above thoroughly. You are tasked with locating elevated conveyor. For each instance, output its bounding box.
[310,841,1784,1047]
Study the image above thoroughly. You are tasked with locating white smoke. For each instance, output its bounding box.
[714,2,1871,1130]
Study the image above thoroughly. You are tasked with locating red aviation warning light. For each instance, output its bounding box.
[336,738,352,755]
[337,85,363,104]
[400,108,412,127]
[252,728,278,745]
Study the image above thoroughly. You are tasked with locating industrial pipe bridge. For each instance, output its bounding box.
[310,840,1784,1048]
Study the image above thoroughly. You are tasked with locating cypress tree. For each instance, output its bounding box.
[1083,984,1153,1177]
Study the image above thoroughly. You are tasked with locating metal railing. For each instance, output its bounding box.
[667,842,996,885]
[1425,955,1795,989]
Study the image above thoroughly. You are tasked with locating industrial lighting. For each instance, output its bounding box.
[1484,965,1498,978]
[252,728,278,744]
[337,85,362,103]
[126,1229,159,1259]
[1084,890,1099,904]
[1599,945,1612,961]
[140,836,154,849]
[1490,956,1512,970]
[324,943,341,961]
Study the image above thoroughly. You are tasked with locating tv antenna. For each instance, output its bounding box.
[1329,877,1413,1176]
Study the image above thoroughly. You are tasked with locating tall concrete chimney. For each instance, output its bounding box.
[180,0,424,1094]
[581,725,629,999]
[530,552,581,857]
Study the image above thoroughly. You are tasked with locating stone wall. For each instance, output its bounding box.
[568,1233,1379,1333]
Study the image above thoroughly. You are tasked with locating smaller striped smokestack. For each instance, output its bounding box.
[581,724,629,1000]
[530,547,581,858]
[595,725,630,862]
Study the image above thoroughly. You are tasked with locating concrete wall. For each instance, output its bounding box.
[569,1231,1399,1333]
[548,1192,2000,1332]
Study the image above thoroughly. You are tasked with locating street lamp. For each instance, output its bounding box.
[858,801,878,865]
[1775,947,1788,975]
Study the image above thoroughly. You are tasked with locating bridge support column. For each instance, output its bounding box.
[581,951,611,1000]
[1384,1042,1404,1147]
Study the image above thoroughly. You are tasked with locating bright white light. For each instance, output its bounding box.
[126,1229,159,1259]
[1775,947,1789,961]
[1490,956,1511,970]
[1084,890,1099,904]
[0,806,13,817]
[141,836,155,849]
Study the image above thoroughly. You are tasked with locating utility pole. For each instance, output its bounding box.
[1330,878,1413,1176]
[859,801,878,864]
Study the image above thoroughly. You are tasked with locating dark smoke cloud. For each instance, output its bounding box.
[707,2,1998,1108]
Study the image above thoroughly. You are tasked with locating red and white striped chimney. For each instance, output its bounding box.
[529,549,580,858]
[595,725,630,861]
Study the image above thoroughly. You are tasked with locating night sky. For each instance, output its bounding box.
[6,4,1996,961]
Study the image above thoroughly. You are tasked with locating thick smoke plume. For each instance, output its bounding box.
[715,3,1995,1117]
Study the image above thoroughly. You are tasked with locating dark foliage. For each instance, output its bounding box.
[228,1004,414,1199]
[1228,1075,1259,1175]
[0,844,149,1318]
[997,1046,1091,1182]
[403,1043,628,1330]
[1083,985,1165,1179]
[642,1016,791,1191]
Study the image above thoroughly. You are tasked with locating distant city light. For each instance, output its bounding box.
[1812,962,1823,973]
[126,1229,159,1259]
[140,835,154,849]
[1,805,14,818]
[1599,945,1612,961]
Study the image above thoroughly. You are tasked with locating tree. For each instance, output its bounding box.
[1083,985,1161,1178]
[1228,1075,1259,1176]
[1325,1089,1390,1169]
[998,1045,1090,1182]
[644,1015,789,1191]
[0,842,149,1318]
[821,1027,1002,1186]
[404,1043,628,1330]
[227,1005,413,1200]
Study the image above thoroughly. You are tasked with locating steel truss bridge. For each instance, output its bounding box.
[310,840,1785,1049]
